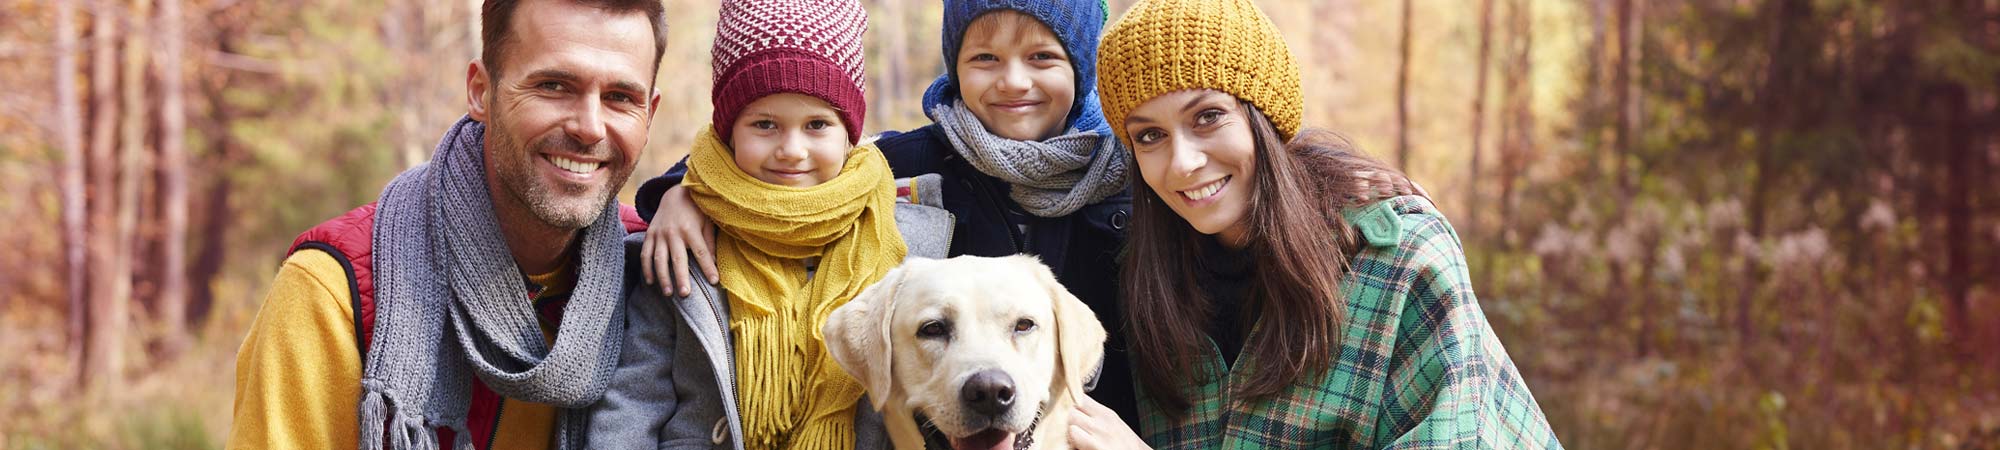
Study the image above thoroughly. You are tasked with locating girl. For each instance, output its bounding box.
[591,0,946,448]
[1067,0,1562,448]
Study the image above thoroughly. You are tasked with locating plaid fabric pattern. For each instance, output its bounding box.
[1137,196,1563,449]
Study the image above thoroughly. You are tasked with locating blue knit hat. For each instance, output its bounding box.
[921,0,1112,134]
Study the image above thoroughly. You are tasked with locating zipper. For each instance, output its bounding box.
[701,280,740,416]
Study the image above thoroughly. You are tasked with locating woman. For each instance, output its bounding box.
[1066,0,1563,448]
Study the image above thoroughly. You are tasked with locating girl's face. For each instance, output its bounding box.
[1124,89,1259,248]
[954,11,1076,141]
[729,93,851,188]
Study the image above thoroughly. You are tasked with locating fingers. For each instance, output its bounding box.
[640,228,657,286]
[1068,423,1100,450]
[668,231,692,297]
[696,224,719,283]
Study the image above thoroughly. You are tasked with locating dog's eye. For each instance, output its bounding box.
[917,320,950,338]
[1014,318,1036,333]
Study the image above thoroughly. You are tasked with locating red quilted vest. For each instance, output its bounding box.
[288,203,646,449]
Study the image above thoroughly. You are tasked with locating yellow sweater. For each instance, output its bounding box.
[228,249,561,450]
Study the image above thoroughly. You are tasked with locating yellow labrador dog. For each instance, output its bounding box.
[824,255,1106,450]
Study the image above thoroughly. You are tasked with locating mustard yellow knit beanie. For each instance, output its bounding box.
[1095,0,1302,143]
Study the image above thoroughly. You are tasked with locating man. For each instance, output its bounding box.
[227,0,665,448]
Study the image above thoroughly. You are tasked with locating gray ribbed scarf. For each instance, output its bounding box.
[931,100,1129,217]
[362,116,625,450]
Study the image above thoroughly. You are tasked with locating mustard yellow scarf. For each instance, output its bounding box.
[683,128,907,449]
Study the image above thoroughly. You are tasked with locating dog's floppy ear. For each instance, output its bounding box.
[1019,255,1106,402]
[824,262,913,412]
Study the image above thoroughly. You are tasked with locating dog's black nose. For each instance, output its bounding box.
[961,370,1016,416]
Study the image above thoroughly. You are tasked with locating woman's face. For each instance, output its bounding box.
[954,11,1076,141]
[1124,89,1259,247]
[728,93,851,187]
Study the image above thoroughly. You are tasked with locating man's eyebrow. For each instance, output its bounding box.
[524,69,647,94]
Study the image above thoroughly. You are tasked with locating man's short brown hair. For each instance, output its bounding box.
[480,0,669,78]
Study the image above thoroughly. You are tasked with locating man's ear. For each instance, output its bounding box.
[824,263,914,412]
[647,88,662,123]
[467,59,492,122]
[1019,255,1106,402]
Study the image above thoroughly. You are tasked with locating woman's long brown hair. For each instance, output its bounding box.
[1121,101,1423,415]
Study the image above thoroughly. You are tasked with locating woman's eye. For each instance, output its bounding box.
[1196,109,1224,126]
[1135,129,1165,146]
[1014,318,1037,333]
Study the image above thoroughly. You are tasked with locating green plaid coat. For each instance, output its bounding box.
[1137,196,1561,449]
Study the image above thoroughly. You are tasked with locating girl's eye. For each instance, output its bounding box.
[751,120,777,130]
[806,120,834,130]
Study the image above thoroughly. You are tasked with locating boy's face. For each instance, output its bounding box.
[729,93,851,188]
[954,11,1075,141]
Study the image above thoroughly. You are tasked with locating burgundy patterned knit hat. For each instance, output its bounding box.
[711,0,869,145]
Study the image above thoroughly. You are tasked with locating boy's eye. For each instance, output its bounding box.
[967,53,998,63]
[1031,51,1063,61]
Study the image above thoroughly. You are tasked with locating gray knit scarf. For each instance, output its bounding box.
[931,100,1129,218]
[362,116,625,450]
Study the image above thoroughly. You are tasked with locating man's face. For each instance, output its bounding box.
[469,0,659,229]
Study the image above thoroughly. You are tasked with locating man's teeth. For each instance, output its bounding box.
[549,155,600,174]
[1182,177,1226,200]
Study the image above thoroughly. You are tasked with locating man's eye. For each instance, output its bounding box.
[537,81,565,92]
[607,92,633,103]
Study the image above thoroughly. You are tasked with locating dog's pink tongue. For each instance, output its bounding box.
[949,429,1015,450]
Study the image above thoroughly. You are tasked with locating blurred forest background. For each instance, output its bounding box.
[1,0,1997,448]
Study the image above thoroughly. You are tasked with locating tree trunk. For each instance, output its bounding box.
[56,0,90,393]
[1613,0,1634,197]
[1741,0,1811,344]
[1395,0,1414,171]
[157,0,192,345]
[83,0,126,391]
[1466,0,1495,237]
[112,0,154,379]
[1941,84,1972,348]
